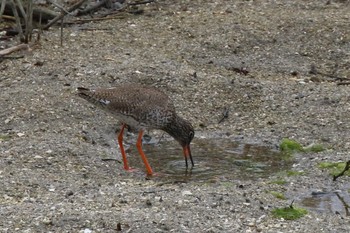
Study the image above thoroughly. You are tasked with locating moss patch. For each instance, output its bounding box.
[304,144,325,153]
[270,191,286,200]
[270,179,288,185]
[0,134,12,141]
[286,170,304,176]
[280,138,304,154]
[272,206,307,220]
[280,138,325,156]
[319,162,350,177]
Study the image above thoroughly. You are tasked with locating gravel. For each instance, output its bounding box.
[1,0,350,232]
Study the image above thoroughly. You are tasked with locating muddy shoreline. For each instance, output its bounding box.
[1,0,350,232]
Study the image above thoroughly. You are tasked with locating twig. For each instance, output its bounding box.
[156,180,189,186]
[208,192,229,196]
[289,200,295,209]
[218,107,229,123]
[79,27,113,31]
[334,192,350,216]
[46,0,72,15]
[309,64,350,82]
[0,55,24,60]
[0,43,29,56]
[128,0,154,5]
[333,160,350,181]
[43,0,88,30]
[337,82,350,86]
[60,9,63,46]
[101,158,121,163]
[37,8,41,41]
[64,14,126,24]
[142,188,176,194]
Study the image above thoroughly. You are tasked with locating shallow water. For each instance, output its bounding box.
[128,138,292,182]
[300,191,350,216]
[126,138,350,214]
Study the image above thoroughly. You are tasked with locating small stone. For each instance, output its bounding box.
[116,223,122,231]
[146,199,152,206]
[182,190,192,196]
[290,70,298,76]
[155,196,162,202]
[247,221,255,227]
[66,190,74,197]
[42,217,52,225]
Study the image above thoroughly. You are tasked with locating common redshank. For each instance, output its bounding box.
[76,84,194,175]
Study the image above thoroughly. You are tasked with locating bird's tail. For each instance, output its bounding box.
[76,87,110,107]
[76,87,93,100]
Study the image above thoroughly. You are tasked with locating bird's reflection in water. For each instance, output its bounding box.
[129,138,292,182]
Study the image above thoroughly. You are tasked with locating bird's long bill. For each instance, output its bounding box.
[183,144,194,168]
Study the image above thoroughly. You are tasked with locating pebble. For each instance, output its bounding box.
[182,190,192,196]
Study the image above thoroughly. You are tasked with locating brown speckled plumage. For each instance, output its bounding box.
[77,84,194,175]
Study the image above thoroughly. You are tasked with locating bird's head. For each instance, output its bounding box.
[164,116,195,167]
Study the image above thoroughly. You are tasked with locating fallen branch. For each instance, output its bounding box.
[0,43,29,56]
[0,15,16,20]
[64,14,126,24]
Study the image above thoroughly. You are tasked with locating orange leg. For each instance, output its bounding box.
[117,124,130,170]
[136,130,154,176]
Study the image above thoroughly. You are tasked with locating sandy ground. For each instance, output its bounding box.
[1,0,350,232]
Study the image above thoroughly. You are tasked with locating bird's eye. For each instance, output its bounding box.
[189,131,194,139]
